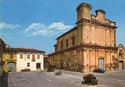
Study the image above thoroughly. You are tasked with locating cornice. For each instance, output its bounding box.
[76,18,117,29]
[48,44,117,56]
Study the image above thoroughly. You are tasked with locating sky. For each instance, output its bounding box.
[0,0,125,54]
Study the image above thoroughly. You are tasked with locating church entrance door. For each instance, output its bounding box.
[119,61,123,70]
[99,58,104,70]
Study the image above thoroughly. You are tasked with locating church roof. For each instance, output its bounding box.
[56,26,77,40]
[0,38,6,44]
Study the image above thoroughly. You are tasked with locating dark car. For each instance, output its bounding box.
[21,68,31,72]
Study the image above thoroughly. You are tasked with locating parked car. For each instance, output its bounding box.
[21,68,31,72]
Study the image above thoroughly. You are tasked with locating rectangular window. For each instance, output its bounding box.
[55,44,57,51]
[27,55,30,59]
[27,63,30,67]
[32,55,35,58]
[32,55,35,62]
[61,41,63,50]
[20,54,23,59]
[37,55,40,59]
[36,63,41,69]
[66,39,68,48]
[72,36,75,45]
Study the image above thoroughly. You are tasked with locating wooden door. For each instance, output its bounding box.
[119,61,123,70]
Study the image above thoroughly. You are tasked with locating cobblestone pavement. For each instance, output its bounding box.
[8,70,125,87]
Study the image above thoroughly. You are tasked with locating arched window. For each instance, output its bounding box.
[119,50,123,58]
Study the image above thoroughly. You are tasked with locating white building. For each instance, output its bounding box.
[16,48,45,72]
[6,48,45,72]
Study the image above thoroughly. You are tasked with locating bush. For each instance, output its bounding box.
[55,71,62,76]
[47,65,54,72]
[81,74,98,85]
[93,68,105,73]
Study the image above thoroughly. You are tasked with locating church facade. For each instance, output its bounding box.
[117,44,125,70]
[48,2,118,72]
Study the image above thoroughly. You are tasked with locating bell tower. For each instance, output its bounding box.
[76,2,92,21]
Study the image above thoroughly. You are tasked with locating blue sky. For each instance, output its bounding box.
[0,0,125,53]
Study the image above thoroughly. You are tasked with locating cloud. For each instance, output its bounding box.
[0,22,20,30]
[24,22,73,37]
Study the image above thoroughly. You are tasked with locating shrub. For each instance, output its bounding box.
[81,74,98,85]
[47,65,54,72]
[55,71,62,76]
[93,68,105,73]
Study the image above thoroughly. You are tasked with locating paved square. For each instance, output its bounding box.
[8,70,125,87]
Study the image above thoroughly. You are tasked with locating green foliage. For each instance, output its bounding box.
[82,74,98,85]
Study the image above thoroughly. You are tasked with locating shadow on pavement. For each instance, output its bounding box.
[0,71,8,87]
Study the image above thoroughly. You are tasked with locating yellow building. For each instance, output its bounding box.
[1,38,45,73]
[2,51,16,72]
[48,2,117,72]
[0,39,6,75]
